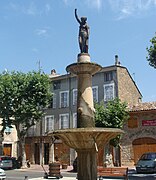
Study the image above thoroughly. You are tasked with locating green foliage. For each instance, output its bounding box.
[95,98,129,146]
[0,71,52,137]
[95,98,129,128]
[146,33,156,69]
[0,72,15,131]
[109,135,120,147]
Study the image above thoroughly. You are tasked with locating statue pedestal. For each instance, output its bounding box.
[77,53,90,63]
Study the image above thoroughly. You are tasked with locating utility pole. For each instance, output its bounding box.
[37,60,42,73]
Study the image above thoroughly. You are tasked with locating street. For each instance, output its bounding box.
[5,170,43,179]
[4,166,77,180]
[128,169,156,180]
[4,166,156,180]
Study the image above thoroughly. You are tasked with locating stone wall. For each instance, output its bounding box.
[121,108,156,166]
[117,66,142,107]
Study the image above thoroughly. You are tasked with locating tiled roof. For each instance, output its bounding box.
[130,102,156,112]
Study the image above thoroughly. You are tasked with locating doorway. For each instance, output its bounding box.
[3,144,12,156]
[133,137,156,163]
[34,143,40,164]
[44,143,49,165]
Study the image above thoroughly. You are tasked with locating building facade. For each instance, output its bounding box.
[0,118,18,158]
[25,59,143,166]
[1,60,155,167]
[121,102,156,166]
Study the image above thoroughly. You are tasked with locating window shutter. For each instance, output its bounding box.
[73,113,77,128]
[73,89,77,106]
[52,93,56,108]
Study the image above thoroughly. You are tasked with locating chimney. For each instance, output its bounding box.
[115,55,120,66]
[51,69,56,75]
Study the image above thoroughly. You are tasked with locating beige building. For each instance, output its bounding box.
[25,57,143,166]
[121,102,156,166]
[0,118,18,157]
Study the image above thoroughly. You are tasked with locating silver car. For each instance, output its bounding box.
[0,156,13,169]
[136,152,156,173]
[0,168,6,180]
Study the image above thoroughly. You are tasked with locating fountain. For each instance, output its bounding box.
[48,9,123,180]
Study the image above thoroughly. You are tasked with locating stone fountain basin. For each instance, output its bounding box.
[48,127,123,150]
[66,62,102,75]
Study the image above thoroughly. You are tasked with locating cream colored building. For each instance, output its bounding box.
[0,118,18,157]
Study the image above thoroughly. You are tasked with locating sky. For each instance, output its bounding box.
[0,0,156,102]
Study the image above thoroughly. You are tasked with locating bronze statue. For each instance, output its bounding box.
[75,9,89,53]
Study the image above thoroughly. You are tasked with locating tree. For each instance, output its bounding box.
[95,98,129,166]
[95,98,129,146]
[146,33,156,69]
[95,98,129,128]
[0,71,52,167]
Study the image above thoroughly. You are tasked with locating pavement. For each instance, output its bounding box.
[24,164,74,172]
[29,177,75,180]
[25,166,156,180]
[21,164,136,180]
[21,164,77,180]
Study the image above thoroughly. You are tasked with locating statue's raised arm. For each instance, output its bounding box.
[74,9,89,54]
[75,9,81,24]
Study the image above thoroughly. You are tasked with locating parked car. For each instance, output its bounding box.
[0,156,13,169]
[136,152,156,173]
[0,168,6,180]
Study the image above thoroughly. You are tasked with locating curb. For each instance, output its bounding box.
[29,177,76,180]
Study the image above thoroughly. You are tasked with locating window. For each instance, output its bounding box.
[73,113,77,128]
[92,86,98,102]
[4,126,12,134]
[59,114,69,129]
[104,83,114,101]
[104,72,113,82]
[45,116,54,132]
[73,89,77,106]
[60,91,69,108]
[128,118,138,128]
[27,124,36,136]
[49,93,56,108]
[53,81,61,90]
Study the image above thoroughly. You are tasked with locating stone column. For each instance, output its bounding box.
[31,140,35,164]
[77,149,97,180]
[77,73,95,128]
[49,142,55,163]
[66,53,102,180]
[40,141,44,164]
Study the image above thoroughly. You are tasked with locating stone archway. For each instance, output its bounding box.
[132,137,156,164]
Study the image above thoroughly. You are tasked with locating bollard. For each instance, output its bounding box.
[49,162,63,178]
[24,176,28,180]
[99,176,103,180]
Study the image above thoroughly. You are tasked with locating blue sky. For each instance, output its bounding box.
[0,0,156,102]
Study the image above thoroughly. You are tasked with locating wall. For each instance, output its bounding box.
[121,108,156,166]
[117,66,142,107]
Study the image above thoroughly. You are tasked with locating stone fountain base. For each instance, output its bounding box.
[49,127,123,180]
